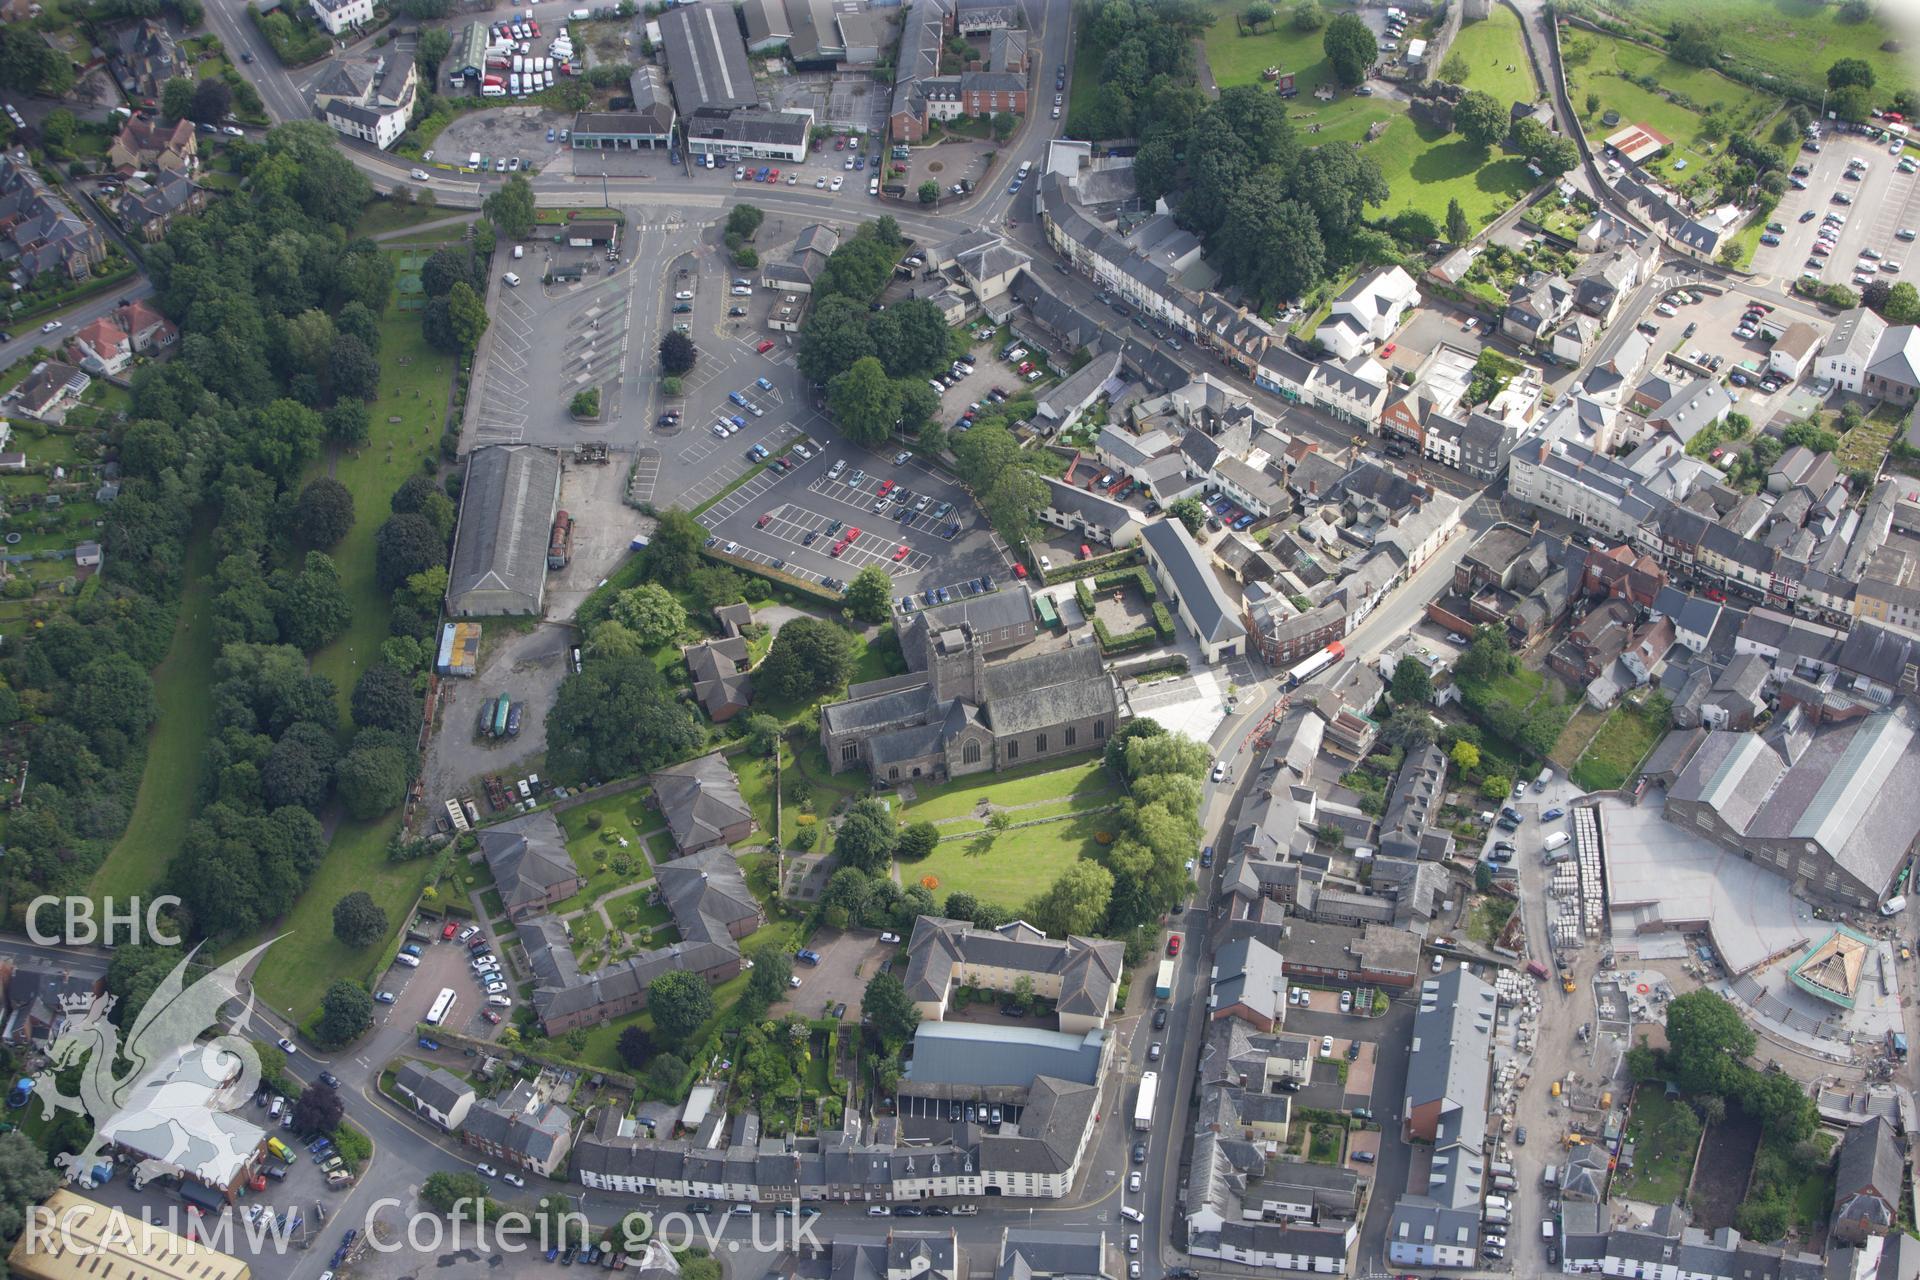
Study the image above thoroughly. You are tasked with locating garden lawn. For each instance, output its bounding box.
[1446,8,1539,107]
[555,809,660,916]
[1571,700,1666,791]
[243,812,427,1016]
[909,810,1104,905]
[354,200,463,239]
[306,278,456,726]
[1616,1089,1699,1205]
[1614,0,1913,102]
[1201,1,1349,97]
[89,530,217,904]
[1838,404,1905,477]
[1360,114,1536,230]
[900,752,1109,822]
[1561,29,1781,197]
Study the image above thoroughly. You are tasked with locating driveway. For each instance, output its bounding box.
[416,623,571,821]
[769,926,900,1021]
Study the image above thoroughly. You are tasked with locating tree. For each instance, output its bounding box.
[1454,89,1507,148]
[1125,731,1211,781]
[743,943,794,1008]
[483,175,537,239]
[797,294,877,382]
[1391,655,1434,705]
[424,283,488,355]
[1322,13,1377,85]
[991,111,1017,141]
[1169,496,1208,535]
[1292,0,1324,31]
[292,1082,344,1135]
[331,891,388,947]
[0,1130,56,1247]
[613,1024,656,1069]
[1480,774,1511,800]
[659,330,698,375]
[1379,703,1436,751]
[646,1053,688,1097]
[834,798,898,875]
[351,664,420,732]
[828,356,902,446]
[161,77,195,122]
[416,26,453,79]
[1665,988,1756,1097]
[329,335,379,400]
[374,512,445,591]
[316,980,374,1045]
[862,971,920,1046]
[188,78,231,126]
[0,26,64,95]
[545,656,701,783]
[422,1171,488,1213]
[1439,49,1469,84]
[1667,16,1722,67]
[1839,0,1874,18]
[335,732,411,819]
[1883,282,1920,325]
[420,247,477,298]
[1450,740,1481,774]
[897,821,939,861]
[1026,861,1115,937]
[758,616,857,702]
[1243,1,1272,31]
[844,564,895,623]
[1827,57,1875,91]
[609,582,688,647]
[918,180,940,204]
[639,508,707,585]
[648,970,714,1039]
[726,204,765,240]
[1445,197,1471,244]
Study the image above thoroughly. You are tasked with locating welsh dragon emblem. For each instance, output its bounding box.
[36,940,279,1189]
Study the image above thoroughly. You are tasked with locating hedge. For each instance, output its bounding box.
[1151,602,1176,639]
[701,548,845,607]
[1041,545,1143,585]
[1074,579,1096,615]
[1092,618,1157,654]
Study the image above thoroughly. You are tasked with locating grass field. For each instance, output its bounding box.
[353,200,457,239]
[900,753,1109,822]
[1447,8,1540,106]
[1571,699,1666,791]
[1364,116,1538,228]
[1602,0,1914,101]
[1562,28,1781,197]
[88,530,217,904]
[1201,2,1348,98]
[306,279,456,724]
[1838,403,1906,477]
[1616,1089,1700,1205]
[910,809,1105,906]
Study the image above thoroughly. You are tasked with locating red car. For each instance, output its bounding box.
[1079,544,1091,559]
[757,339,775,354]
[1013,563,1028,578]
[831,540,848,557]
[768,168,780,182]
[483,1010,503,1025]
[845,526,862,542]
[892,545,910,561]
[441,921,459,940]
[1167,934,1182,956]
[756,513,772,528]
[878,479,896,495]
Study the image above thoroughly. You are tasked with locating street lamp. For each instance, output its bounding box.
[601,170,610,209]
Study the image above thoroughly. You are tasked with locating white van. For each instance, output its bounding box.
[468,151,482,168]
[1485,1195,1511,1211]
[395,952,420,968]
[869,177,879,196]
[503,272,521,287]
[512,245,524,259]
[1119,1206,1144,1223]
[269,1096,284,1118]
[1542,831,1570,853]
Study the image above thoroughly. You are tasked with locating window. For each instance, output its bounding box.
[889,767,899,781]
[1035,733,1047,753]
[841,743,860,765]
[962,739,981,766]
[1094,720,1106,740]
[1065,726,1076,748]
[1008,740,1019,761]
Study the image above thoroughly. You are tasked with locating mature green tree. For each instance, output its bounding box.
[545,656,702,783]
[821,865,874,926]
[742,943,794,1008]
[1665,989,1756,1096]
[1827,57,1875,90]
[1667,16,1721,66]
[648,970,715,1039]
[726,204,765,239]
[0,25,64,94]
[326,399,372,447]
[189,78,231,125]
[897,821,939,861]
[1322,12,1377,84]
[797,294,877,383]
[263,721,339,811]
[329,335,380,400]
[446,281,489,354]
[1289,141,1387,239]
[334,732,411,819]
[1380,703,1437,751]
[1439,49,1469,84]
[871,298,953,377]
[1125,730,1210,781]
[659,330,698,375]
[420,247,478,298]
[1169,496,1208,535]
[160,76,195,121]
[1454,89,1508,148]
[639,509,707,585]
[422,1171,488,1213]
[894,377,941,435]
[828,356,902,447]
[1391,655,1434,705]
[1243,1,1272,30]
[416,26,453,79]
[862,971,920,1046]
[274,551,351,652]
[1216,178,1325,307]
[374,512,445,590]
[609,582,688,647]
[1883,282,1920,324]
[483,175,537,238]
[646,1053,688,1096]
[1292,0,1324,30]
[351,664,420,732]
[294,477,354,547]
[69,654,156,747]
[332,890,388,946]
[918,180,940,204]
[834,798,898,875]
[844,564,895,623]
[1445,197,1472,244]
[1026,861,1115,937]
[757,617,857,702]
[316,980,374,1044]
[742,713,783,758]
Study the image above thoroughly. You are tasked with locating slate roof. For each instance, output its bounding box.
[394,1061,474,1114]
[1043,476,1136,531]
[1866,325,1920,392]
[447,445,562,615]
[1142,518,1246,645]
[974,1073,1098,1173]
[658,3,757,114]
[903,915,1123,1018]
[905,1022,1106,1090]
[982,644,1115,737]
[463,1079,573,1163]
[650,752,752,852]
[1210,934,1287,1025]
[477,812,580,915]
[656,846,759,946]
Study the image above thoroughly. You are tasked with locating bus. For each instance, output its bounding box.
[1285,640,1345,689]
[1155,959,1175,999]
[425,988,457,1026]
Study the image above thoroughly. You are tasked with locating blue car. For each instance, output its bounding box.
[729,391,748,407]
[854,156,865,170]
[937,586,950,603]
[1543,807,1565,821]
[900,596,916,612]
[418,1036,440,1050]
[923,589,937,605]
[755,377,774,391]
[546,127,556,142]
[730,414,747,428]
